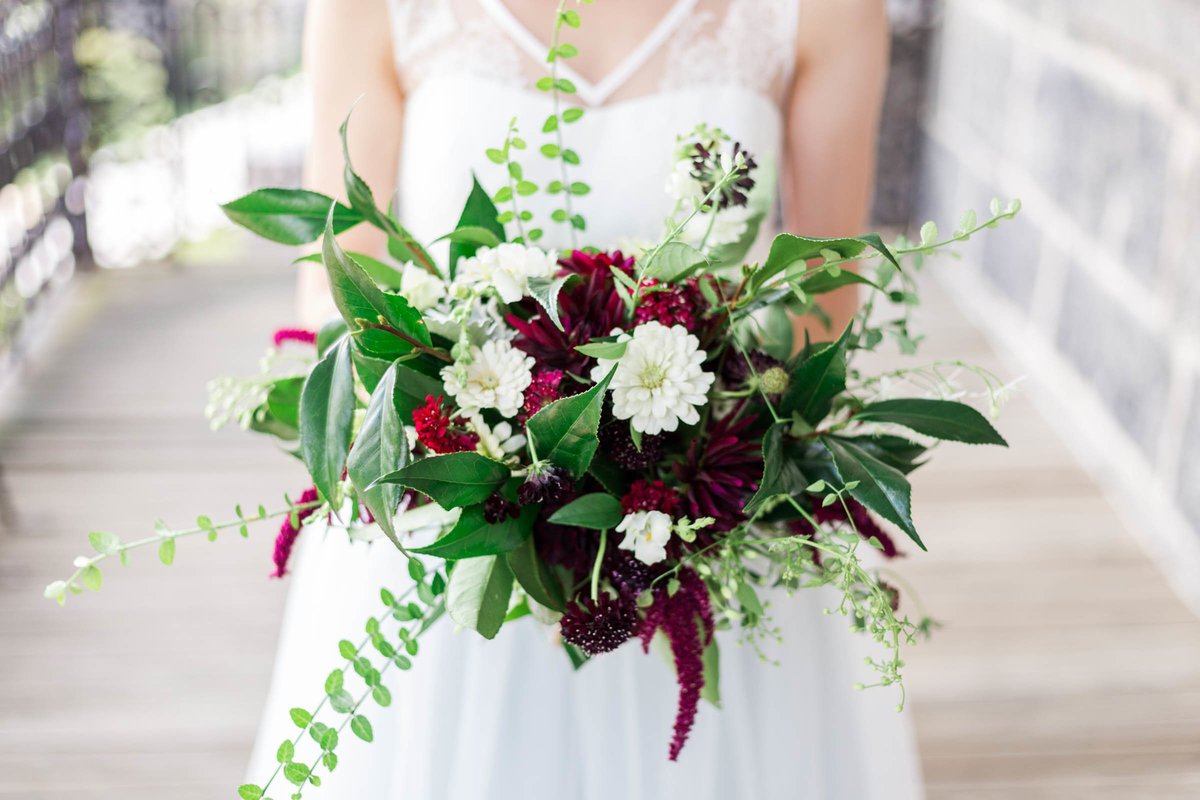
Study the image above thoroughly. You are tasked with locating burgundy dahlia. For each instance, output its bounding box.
[607,552,657,598]
[518,464,573,506]
[412,395,479,454]
[621,479,683,516]
[507,250,633,375]
[674,408,763,530]
[559,594,639,655]
[639,568,714,760]
[599,422,665,470]
[271,486,321,578]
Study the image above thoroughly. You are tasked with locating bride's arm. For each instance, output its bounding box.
[296,0,406,327]
[783,0,890,340]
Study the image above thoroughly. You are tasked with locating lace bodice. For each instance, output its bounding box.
[385,0,800,252]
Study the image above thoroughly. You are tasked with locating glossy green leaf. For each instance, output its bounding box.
[853,399,1008,446]
[574,340,627,360]
[300,339,355,504]
[446,555,514,639]
[700,635,720,708]
[836,434,926,475]
[296,251,405,291]
[526,368,614,478]
[506,535,565,611]
[434,225,501,249]
[323,210,432,348]
[266,376,304,431]
[822,436,923,550]
[547,492,623,530]
[780,323,852,424]
[389,364,444,421]
[411,502,534,559]
[640,241,709,283]
[237,784,264,800]
[221,188,360,245]
[744,421,807,516]
[799,268,889,296]
[752,232,900,293]
[347,362,411,548]
[350,715,373,743]
[373,452,509,509]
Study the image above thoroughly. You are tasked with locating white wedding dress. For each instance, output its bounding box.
[247,1,925,797]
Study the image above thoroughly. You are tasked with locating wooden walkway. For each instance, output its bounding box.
[1,251,1198,798]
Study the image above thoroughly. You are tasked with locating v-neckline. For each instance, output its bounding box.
[478,0,699,107]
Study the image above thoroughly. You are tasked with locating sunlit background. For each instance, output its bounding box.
[1,0,1198,797]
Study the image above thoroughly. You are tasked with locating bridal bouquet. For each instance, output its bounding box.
[45,5,1018,798]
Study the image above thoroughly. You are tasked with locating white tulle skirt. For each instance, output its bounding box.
[246,525,924,799]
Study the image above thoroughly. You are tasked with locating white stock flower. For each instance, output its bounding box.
[441,340,534,418]
[678,205,753,251]
[468,413,527,461]
[398,264,446,311]
[591,321,715,435]
[616,510,673,565]
[454,243,558,303]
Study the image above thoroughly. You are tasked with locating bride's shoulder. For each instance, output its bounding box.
[795,0,887,60]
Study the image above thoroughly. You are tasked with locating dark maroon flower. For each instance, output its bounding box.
[639,568,714,760]
[518,464,573,506]
[674,408,763,530]
[520,370,564,422]
[271,487,322,578]
[560,593,639,655]
[483,492,520,524]
[272,327,317,347]
[607,552,657,599]
[507,250,633,375]
[600,422,665,470]
[689,140,758,210]
[635,279,707,331]
[621,479,683,516]
[413,395,479,454]
[534,521,600,577]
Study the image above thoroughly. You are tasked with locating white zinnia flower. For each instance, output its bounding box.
[591,321,715,435]
[468,413,526,461]
[441,340,534,418]
[616,510,673,565]
[398,264,446,311]
[678,205,753,251]
[454,243,558,303]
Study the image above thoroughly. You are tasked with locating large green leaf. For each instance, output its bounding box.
[373,452,509,509]
[221,189,360,245]
[390,365,444,422]
[265,376,304,430]
[854,399,1007,446]
[411,502,534,559]
[323,210,432,351]
[300,339,355,504]
[506,536,566,611]
[547,492,623,530]
[346,362,410,548]
[640,241,709,283]
[780,323,852,424]
[799,269,889,296]
[296,251,405,291]
[744,421,807,516]
[449,175,506,277]
[821,436,923,550]
[751,232,899,293]
[526,369,614,478]
[446,555,514,639]
[834,434,927,475]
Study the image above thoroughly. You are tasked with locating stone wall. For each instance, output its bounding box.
[913,0,1200,601]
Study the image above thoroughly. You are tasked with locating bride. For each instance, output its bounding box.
[249,0,924,797]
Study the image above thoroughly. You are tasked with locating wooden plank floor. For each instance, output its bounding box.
[1,251,1198,798]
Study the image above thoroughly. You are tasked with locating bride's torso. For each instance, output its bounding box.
[386,0,800,252]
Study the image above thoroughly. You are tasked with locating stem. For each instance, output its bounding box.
[58,500,325,592]
[590,528,607,602]
[549,0,577,247]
